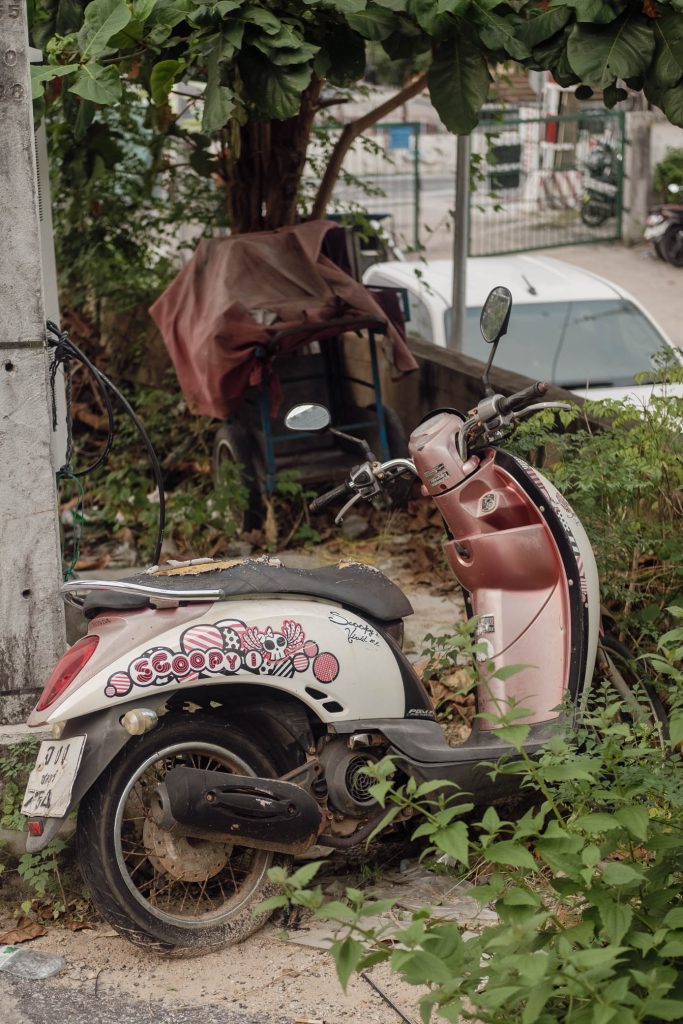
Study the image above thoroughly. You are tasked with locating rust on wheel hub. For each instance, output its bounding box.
[142,819,230,882]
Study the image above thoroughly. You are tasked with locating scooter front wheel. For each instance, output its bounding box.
[77,715,290,956]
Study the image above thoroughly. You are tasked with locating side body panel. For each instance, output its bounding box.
[30,599,415,725]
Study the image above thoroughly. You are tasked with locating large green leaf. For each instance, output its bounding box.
[567,14,656,90]
[412,0,464,36]
[551,0,620,25]
[68,62,123,104]
[347,3,396,40]
[239,49,313,119]
[202,46,234,131]
[428,33,490,135]
[518,6,571,50]
[150,59,185,105]
[651,13,683,91]
[31,63,79,100]
[661,83,683,127]
[471,0,529,60]
[77,0,132,59]
[484,840,537,871]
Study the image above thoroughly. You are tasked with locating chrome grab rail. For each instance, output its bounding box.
[61,578,224,607]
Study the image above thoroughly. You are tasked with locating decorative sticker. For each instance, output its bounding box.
[328,611,380,646]
[103,618,340,698]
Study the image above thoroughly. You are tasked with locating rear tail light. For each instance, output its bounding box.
[27,820,44,837]
[36,635,99,712]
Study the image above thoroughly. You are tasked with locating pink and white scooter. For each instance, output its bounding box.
[22,288,652,955]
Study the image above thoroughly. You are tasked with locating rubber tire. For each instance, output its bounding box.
[591,633,668,736]
[212,422,263,532]
[654,239,667,261]
[660,224,683,267]
[77,715,291,956]
[580,200,610,227]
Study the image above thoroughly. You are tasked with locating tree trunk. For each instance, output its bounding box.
[226,77,323,234]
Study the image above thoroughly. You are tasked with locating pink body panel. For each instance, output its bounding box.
[410,412,569,727]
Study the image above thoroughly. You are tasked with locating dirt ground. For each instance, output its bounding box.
[1,920,422,1024]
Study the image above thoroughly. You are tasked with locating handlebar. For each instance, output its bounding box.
[309,481,352,513]
[496,381,549,417]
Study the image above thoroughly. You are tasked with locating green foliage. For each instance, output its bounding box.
[30,0,683,154]
[0,739,40,831]
[16,841,69,917]
[269,624,683,1024]
[653,146,683,197]
[73,376,249,562]
[507,383,683,647]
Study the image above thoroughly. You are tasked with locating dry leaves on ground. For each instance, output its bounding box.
[0,918,47,945]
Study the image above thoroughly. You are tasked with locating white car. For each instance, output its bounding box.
[363,255,683,405]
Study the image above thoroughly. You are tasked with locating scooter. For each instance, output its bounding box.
[644,183,683,266]
[20,288,658,955]
[579,140,620,228]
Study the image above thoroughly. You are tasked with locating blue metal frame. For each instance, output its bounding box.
[257,329,391,494]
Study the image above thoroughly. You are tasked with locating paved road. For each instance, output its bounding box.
[1,975,290,1024]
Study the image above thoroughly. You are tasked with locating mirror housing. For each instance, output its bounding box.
[284,403,331,433]
[480,286,513,345]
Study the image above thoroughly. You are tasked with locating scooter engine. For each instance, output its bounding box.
[319,741,380,817]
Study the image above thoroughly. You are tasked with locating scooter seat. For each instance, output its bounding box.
[80,557,413,623]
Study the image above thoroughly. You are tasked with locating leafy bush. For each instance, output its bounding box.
[653,148,683,200]
[507,383,683,648]
[266,623,683,1024]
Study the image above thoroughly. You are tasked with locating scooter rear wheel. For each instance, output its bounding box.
[77,715,290,955]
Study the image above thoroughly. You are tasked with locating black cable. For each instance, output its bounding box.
[47,321,115,477]
[46,321,166,566]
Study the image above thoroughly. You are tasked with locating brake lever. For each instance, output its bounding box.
[334,491,363,524]
[514,401,574,418]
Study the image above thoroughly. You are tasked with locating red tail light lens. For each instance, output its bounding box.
[36,635,99,712]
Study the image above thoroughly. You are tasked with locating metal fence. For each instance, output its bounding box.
[312,121,422,251]
[468,110,625,256]
[318,109,625,260]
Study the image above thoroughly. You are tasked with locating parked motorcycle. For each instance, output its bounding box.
[579,141,620,228]
[21,288,665,955]
[644,183,683,266]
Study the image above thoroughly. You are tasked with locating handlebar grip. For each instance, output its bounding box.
[498,381,549,417]
[309,481,352,513]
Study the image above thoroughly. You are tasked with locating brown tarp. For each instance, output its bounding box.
[149,220,418,419]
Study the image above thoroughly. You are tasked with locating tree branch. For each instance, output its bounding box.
[310,71,428,221]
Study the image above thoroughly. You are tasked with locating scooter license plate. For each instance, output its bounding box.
[21,736,86,818]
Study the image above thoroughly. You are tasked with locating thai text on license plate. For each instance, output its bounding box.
[21,736,86,818]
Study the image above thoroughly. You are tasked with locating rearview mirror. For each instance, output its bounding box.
[480,286,513,345]
[284,403,331,433]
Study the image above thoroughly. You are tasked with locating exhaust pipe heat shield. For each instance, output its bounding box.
[155,767,323,854]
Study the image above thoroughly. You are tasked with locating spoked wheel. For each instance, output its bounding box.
[588,633,668,744]
[78,716,290,955]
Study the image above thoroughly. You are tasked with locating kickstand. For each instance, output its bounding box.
[361,972,417,1024]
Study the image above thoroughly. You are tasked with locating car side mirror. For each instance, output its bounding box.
[284,404,331,433]
[480,286,513,345]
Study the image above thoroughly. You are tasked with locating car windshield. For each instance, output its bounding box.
[444,299,671,388]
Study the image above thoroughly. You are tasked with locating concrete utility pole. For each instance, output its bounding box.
[449,133,471,351]
[0,2,65,723]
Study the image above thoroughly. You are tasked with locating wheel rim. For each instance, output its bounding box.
[113,742,272,928]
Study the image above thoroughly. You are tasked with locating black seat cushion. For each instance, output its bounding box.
[82,559,413,623]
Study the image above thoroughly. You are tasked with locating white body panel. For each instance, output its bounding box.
[31,599,406,726]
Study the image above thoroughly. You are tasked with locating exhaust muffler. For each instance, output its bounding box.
[152,766,323,855]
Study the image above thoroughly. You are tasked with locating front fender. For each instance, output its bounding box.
[25,693,169,852]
